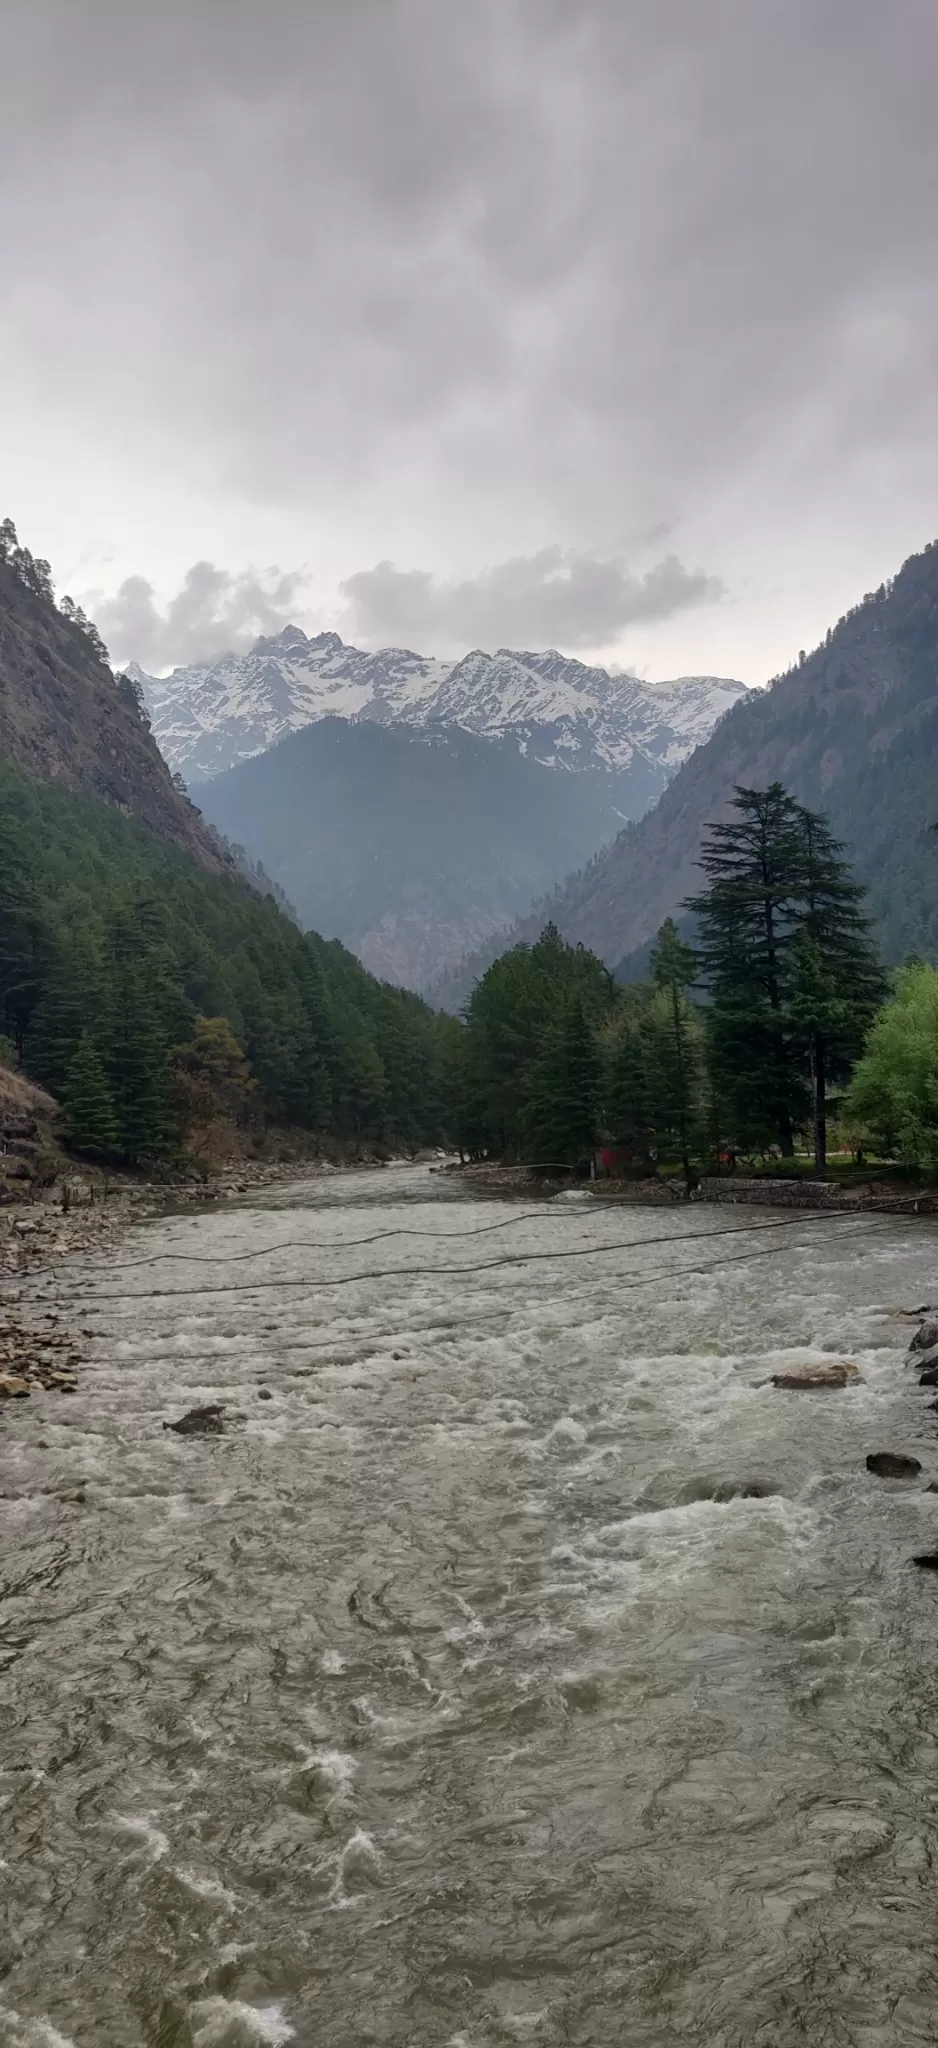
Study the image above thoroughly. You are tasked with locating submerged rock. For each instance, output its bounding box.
[912,1552,938,1571]
[771,1361,859,1390]
[163,1404,225,1436]
[866,1452,922,1479]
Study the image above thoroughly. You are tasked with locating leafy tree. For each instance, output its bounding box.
[62,1034,118,1158]
[844,964,938,1170]
[171,1014,258,1147]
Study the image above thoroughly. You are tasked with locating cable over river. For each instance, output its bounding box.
[3,1163,938,2046]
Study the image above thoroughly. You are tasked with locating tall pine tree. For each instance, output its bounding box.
[649,918,699,1185]
[686,784,809,1157]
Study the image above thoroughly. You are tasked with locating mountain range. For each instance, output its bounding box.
[430,539,938,1009]
[133,630,744,989]
[134,631,745,811]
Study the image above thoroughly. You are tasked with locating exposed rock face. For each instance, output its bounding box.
[866,1452,922,1479]
[0,554,227,872]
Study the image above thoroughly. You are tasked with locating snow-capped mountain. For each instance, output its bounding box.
[133,628,746,792]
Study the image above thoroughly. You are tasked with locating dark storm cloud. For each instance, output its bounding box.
[340,551,723,652]
[90,564,309,671]
[2,0,937,656]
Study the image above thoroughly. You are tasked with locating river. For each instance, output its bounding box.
[2,1163,938,2047]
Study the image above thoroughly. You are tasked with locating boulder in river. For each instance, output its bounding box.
[771,1361,859,1390]
[911,1320,938,1352]
[866,1452,922,1479]
[912,1552,938,1570]
[163,1404,225,1436]
[918,1365,938,1386]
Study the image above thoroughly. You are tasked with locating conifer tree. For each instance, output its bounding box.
[685,784,808,1155]
[649,918,699,1184]
[63,1033,117,1157]
[605,1005,654,1168]
[789,805,884,1170]
[522,996,602,1168]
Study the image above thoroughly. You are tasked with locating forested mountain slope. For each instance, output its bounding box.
[0,520,458,1161]
[193,716,629,991]
[432,539,938,1006]
[0,522,225,872]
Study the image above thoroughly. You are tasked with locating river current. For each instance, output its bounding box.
[2,1163,938,2046]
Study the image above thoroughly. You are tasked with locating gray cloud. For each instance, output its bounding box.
[340,550,723,652]
[2,1,938,680]
[87,563,309,671]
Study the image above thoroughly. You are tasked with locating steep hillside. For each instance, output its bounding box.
[431,539,938,1007]
[136,628,744,809]
[0,525,225,871]
[193,716,626,990]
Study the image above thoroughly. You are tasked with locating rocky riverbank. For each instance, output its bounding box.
[443,1161,938,1214]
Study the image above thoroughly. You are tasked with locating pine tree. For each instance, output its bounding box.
[789,805,884,1170]
[605,1005,654,1168]
[105,909,173,1161]
[522,997,603,1168]
[649,918,698,1185]
[0,815,49,1056]
[685,784,809,1156]
[63,1033,117,1157]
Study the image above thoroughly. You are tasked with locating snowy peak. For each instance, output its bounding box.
[138,631,747,784]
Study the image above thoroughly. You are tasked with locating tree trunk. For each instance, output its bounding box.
[811,1035,827,1174]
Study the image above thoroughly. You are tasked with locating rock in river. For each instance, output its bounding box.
[911,1320,938,1352]
[866,1452,922,1479]
[771,1361,859,1390]
[163,1404,225,1436]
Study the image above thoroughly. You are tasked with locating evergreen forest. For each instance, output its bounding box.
[455,782,938,1181]
[0,754,461,1164]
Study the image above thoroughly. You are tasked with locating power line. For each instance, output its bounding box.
[66,1210,884,1308]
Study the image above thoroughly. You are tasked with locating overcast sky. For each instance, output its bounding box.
[3,0,936,680]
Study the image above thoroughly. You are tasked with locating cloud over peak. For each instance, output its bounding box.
[340,549,724,653]
[86,561,309,671]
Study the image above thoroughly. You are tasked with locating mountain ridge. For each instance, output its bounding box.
[0,530,227,874]
[428,539,938,1009]
[134,630,746,808]
[191,714,632,991]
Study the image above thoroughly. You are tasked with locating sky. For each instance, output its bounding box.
[2,0,937,682]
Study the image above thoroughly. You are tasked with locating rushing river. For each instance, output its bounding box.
[3,1164,938,2047]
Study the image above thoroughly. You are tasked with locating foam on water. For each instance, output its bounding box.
[189,2000,294,2047]
[0,2014,77,2048]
